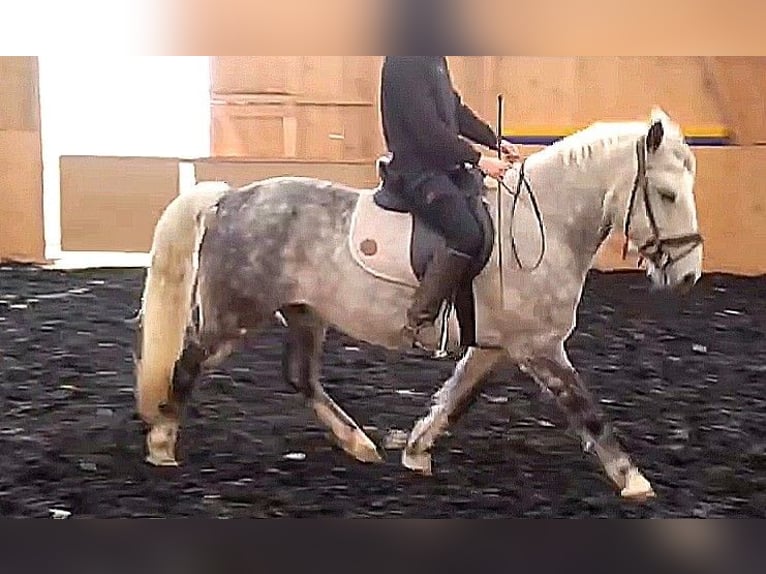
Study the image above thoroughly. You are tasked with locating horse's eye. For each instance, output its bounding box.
[657,188,677,203]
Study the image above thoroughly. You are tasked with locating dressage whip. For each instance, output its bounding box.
[496,94,505,294]
[497,94,504,163]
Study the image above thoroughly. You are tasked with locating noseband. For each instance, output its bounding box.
[621,136,704,272]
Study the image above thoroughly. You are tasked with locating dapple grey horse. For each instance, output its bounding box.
[134,108,703,500]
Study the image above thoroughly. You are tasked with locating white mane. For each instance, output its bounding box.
[539,120,691,170]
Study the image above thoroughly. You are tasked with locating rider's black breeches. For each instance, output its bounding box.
[405,173,483,258]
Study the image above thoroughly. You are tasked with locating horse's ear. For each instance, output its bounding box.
[650,106,671,124]
[647,120,665,153]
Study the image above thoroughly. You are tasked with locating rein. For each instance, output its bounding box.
[621,136,704,272]
[493,132,703,276]
[496,163,547,271]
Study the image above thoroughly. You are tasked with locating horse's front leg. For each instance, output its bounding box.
[522,348,655,500]
[402,347,508,475]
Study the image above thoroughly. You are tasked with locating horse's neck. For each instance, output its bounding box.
[522,137,636,265]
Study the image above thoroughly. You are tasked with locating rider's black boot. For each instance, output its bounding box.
[401,247,473,351]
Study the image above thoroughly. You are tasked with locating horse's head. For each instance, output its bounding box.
[622,107,703,293]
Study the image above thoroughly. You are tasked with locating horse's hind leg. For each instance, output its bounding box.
[402,347,507,475]
[281,305,382,464]
[523,348,655,501]
[146,307,243,467]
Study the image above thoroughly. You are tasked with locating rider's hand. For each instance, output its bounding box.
[478,156,511,180]
[500,140,521,163]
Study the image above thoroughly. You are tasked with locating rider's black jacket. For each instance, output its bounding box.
[380,56,499,176]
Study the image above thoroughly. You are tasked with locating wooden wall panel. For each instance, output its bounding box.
[453,57,728,132]
[0,131,45,263]
[211,57,380,162]
[211,57,302,95]
[211,99,376,161]
[0,56,44,263]
[210,56,754,163]
[211,99,298,158]
[213,57,377,102]
[193,158,377,189]
[491,57,578,129]
[576,57,723,128]
[299,57,376,102]
[690,147,766,276]
[296,104,376,161]
[704,57,766,145]
[60,156,180,253]
[0,57,40,131]
[198,57,766,275]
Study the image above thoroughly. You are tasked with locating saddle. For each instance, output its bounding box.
[349,154,495,352]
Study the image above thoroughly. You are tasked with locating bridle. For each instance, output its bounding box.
[621,135,704,273]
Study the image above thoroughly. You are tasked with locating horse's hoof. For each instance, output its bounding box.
[402,449,432,476]
[355,448,384,464]
[145,454,179,468]
[146,423,179,468]
[350,433,384,464]
[621,468,656,501]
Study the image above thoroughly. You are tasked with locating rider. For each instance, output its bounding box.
[380,56,520,349]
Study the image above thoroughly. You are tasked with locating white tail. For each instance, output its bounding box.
[135,182,230,426]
